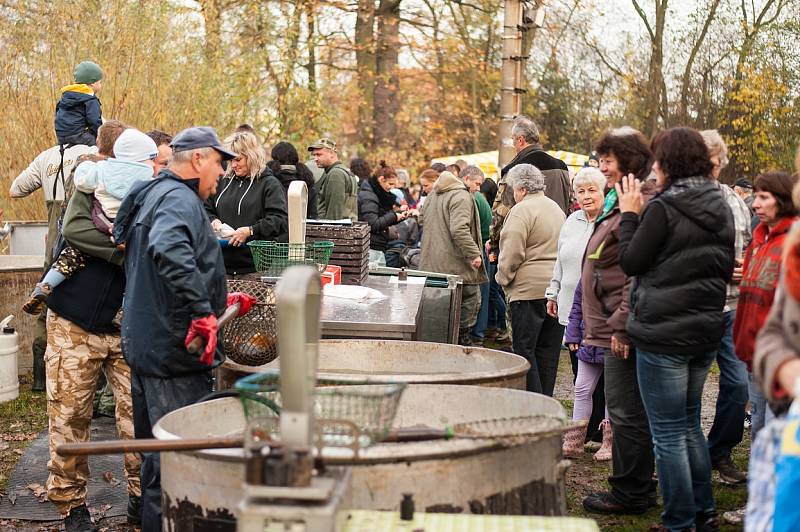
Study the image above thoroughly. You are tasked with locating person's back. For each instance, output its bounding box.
[54,61,104,146]
[496,193,564,302]
[624,179,734,355]
[267,141,319,219]
[419,171,485,285]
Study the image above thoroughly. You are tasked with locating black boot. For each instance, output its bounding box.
[458,328,473,346]
[64,505,97,532]
[127,494,142,525]
[31,337,46,392]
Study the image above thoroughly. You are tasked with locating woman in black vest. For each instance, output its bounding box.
[616,127,735,532]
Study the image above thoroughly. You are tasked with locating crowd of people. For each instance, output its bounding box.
[7,60,800,532]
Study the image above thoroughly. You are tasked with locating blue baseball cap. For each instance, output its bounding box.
[170,127,237,160]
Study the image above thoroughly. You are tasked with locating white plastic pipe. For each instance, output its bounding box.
[276,267,321,451]
[287,181,309,263]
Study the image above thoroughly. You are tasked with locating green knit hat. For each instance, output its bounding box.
[73,61,103,85]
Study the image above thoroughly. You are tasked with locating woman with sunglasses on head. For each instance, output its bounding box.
[206,131,288,275]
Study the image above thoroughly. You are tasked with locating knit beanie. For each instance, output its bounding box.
[74,61,104,85]
[113,129,158,163]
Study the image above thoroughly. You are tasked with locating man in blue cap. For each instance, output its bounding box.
[114,126,255,531]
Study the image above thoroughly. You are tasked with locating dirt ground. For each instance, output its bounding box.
[552,352,748,532]
[0,351,750,531]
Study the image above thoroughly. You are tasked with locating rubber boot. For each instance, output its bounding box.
[32,337,46,392]
[562,423,588,458]
[458,328,473,346]
[593,419,613,461]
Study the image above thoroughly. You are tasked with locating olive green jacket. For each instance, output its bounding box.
[62,190,123,266]
[315,162,358,221]
[419,172,487,285]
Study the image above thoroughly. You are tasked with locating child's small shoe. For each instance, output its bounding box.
[22,282,53,315]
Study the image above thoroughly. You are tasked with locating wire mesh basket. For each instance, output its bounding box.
[247,240,335,275]
[223,277,278,366]
[235,372,406,449]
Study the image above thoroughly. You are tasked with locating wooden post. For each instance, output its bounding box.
[498,1,544,170]
[498,0,524,170]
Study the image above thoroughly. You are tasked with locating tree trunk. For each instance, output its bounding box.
[355,0,376,148]
[305,0,317,94]
[199,0,223,65]
[631,0,667,135]
[646,1,667,135]
[677,0,721,124]
[372,0,401,148]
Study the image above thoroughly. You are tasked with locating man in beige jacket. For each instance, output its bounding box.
[419,170,487,345]
[497,163,565,395]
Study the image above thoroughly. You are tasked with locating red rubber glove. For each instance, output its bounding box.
[227,292,258,317]
[184,314,218,365]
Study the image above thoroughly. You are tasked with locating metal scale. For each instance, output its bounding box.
[238,181,352,532]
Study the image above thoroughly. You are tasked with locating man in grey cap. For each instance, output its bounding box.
[308,138,359,220]
[733,178,755,214]
[113,126,255,531]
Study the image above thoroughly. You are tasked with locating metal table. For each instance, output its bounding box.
[320,275,426,340]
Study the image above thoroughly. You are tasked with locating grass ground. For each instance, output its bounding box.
[0,382,47,494]
[479,339,750,531]
[0,351,750,531]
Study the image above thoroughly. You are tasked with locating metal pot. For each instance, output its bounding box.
[156,384,570,531]
[217,339,529,390]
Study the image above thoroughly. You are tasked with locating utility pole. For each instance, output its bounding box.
[498,1,545,169]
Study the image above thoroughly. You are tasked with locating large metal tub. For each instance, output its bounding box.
[156,384,570,531]
[216,339,529,390]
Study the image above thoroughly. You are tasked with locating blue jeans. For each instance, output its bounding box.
[471,250,490,340]
[707,310,749,463]
[748,371,775,439]
[486,258,507,331]
[637,349,716,531]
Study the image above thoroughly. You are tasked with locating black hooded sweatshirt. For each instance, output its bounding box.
[271,164,319,219]
[617,178,735,355]
[205,167,288,275]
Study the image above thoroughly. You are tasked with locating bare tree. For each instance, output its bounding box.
[373,0,402,147]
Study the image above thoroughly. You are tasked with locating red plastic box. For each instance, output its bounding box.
[321,264,342,287]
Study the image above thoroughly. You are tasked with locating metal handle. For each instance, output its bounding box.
[186,302,241,354]
[56,435,249,456]
[276,266,321,450]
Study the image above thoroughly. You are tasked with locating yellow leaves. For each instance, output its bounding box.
[722,64,795,176]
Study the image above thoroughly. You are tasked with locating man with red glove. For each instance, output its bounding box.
[113,127,252,531]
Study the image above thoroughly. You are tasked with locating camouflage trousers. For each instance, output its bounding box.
[52,245,86,278]
[45,311,141,516]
